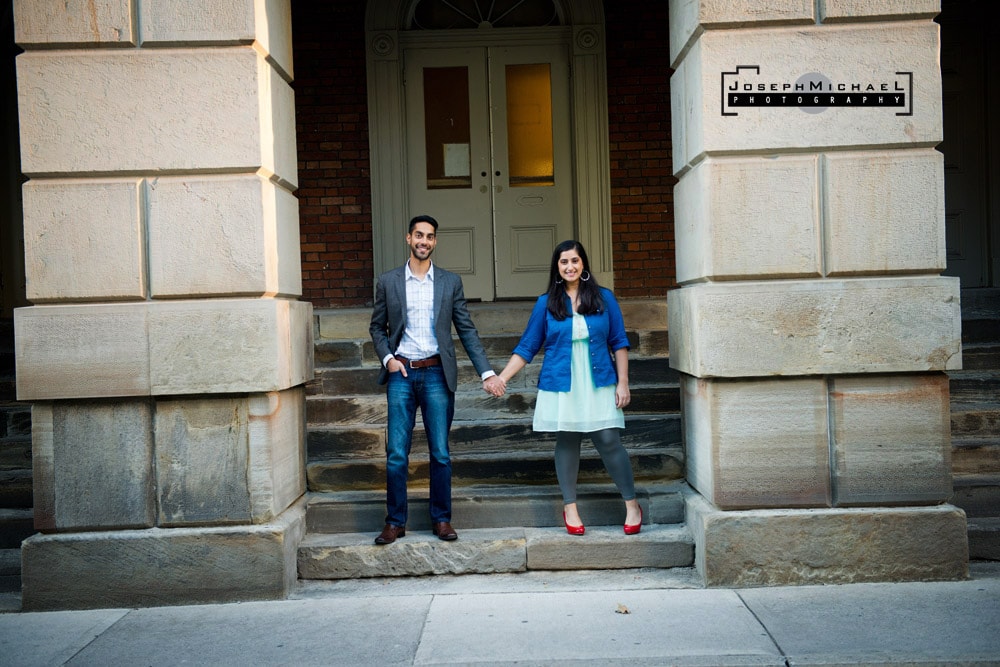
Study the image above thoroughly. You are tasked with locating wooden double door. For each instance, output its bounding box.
[405,44,573,300]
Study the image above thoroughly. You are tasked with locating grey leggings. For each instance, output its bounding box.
[554,428,636,504]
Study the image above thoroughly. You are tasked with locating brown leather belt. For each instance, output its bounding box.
[394,354,441,369]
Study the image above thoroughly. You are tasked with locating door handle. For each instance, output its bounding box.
[495,185,503,193]
[480,185,488,193]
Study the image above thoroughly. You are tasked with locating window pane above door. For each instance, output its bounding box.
[423,66,472,189]
[506,63,554,187]
[410,0,561,29]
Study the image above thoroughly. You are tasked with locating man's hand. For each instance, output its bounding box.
[483,375,506,397]
[387,358,408,377]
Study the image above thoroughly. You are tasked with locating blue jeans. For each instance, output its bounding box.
[385,366,455,526]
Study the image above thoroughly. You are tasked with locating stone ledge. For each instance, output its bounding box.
[687,492,969,587]
[820,0,941,24]
[14,298,313,400]
[668,276,961,378]
[20,499,305,611]
[297,523,696,579]
[525,524,694,570]
[297,527,527,579]
[16,48,296,181]
[304,484,689,534]
[669,0,816,66]
[13,1,136,46]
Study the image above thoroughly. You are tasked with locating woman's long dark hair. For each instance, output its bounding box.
[546,240,604,320]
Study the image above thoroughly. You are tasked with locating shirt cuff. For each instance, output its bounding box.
[480,370,496,381]
[382,354,394,368]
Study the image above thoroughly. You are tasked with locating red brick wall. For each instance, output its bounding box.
[605,1,677,298]
[292,1,676,307]
[292,2,373,307]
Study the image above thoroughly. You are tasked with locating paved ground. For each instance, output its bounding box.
[1,563,998,666]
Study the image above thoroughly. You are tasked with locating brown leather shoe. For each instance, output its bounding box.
[432,522,458,541]
[374,524,405,545]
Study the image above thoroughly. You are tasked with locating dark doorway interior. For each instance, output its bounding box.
[939,0,1000,288]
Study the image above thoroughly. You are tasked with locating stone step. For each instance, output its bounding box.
[952,474,1000,519]
[308,414,681,460]
[297,523,695,580]
[305,385,680,428]
[314,334,669,369]
[304,483,687,534]
[960,344,1000,371]
[952,438,1000,476]
[0,548,20,593]
[951,407,1000,439]
[314,300,669,341]
[962,318,1000,346]
[948,371,1000,403]
[0,470,32,510]
[0,401,31,443]
[0,507,34,549]
[314,332,671,371]
[315,333,542,368]
[307,448,684,492]
[307,355,678,397]
[967,516,1000,561]
[0,437,31,471]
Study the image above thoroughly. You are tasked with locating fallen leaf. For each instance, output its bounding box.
[615,603,630,614]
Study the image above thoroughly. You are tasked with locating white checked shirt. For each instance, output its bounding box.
[382,261,496,381]
[388,261,439,363]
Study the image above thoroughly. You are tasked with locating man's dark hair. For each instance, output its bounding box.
[409,214,439,233]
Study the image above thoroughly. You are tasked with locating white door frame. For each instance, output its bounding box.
[364,0,613,289]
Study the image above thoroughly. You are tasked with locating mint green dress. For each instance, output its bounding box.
[532,313,625,432]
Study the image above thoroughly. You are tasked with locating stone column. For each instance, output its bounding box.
[668,0,969,585]
[13,0,312,609]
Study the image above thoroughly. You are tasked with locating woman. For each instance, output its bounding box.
[494,240,642,535]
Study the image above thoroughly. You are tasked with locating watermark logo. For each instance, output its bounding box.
[721,66,913,116]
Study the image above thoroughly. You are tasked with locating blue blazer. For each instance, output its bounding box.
[369,263,492,393]
[512,288,629,392]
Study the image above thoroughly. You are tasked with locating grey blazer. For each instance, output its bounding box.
[369,263,492,393]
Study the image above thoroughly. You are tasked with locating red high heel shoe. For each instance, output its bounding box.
[624,507,642,535]
[563,511,585,536]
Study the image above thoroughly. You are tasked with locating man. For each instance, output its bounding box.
[369,214,506,545]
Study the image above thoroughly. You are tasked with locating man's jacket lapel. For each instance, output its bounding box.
[433,268,445,324]
[393,266,407,329]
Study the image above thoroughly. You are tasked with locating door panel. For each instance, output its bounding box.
[404,44,573,301]
[405,48,495,299]
[490,45,574,298]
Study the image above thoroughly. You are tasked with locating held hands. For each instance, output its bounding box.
[483,375,507,397]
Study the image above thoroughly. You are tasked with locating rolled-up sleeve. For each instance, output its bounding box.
[512,295,548,363]
[604,290,630,352]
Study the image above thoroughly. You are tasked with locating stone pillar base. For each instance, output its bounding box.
[20,499,305,611]
[686,492,969,587]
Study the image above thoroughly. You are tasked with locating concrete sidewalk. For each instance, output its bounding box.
[1,563,998,666]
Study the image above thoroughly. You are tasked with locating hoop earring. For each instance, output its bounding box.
[555,278,564,285]
[581,271,591,282]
